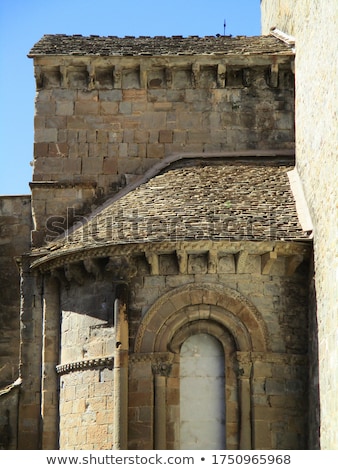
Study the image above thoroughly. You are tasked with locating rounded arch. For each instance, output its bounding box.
[134,283,269,353]
[169,319,236,354]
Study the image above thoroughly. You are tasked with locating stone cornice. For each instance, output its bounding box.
[31,239,311,274]
[56,356,114,375]
[29,181,97,190]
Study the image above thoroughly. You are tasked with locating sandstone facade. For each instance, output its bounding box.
[262,0,338,449]
[0,28,321,450]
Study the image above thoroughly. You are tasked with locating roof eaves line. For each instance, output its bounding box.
[27,51,294,59]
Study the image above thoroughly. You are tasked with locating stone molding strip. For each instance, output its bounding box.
[29,181,97,190]
[129,351,174,365]
[56,356,114,375]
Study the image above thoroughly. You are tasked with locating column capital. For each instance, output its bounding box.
[151,361,172,377]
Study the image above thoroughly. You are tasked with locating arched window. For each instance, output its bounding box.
[134,283,269,449]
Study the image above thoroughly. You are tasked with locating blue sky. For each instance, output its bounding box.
[0,0,261,195]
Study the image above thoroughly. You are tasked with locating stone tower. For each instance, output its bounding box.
[261,0,338,450]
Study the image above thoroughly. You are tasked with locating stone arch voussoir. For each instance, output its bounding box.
[134,283,269,353]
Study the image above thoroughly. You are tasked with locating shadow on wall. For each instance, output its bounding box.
[0,380,21,449]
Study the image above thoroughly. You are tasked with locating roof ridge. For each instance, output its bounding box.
[28,34,293,57]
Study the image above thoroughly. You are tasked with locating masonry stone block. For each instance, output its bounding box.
[100,101,118,115]
[118,101,132,115]
[159,130,173,143]
[35,128,58,143]
[56,101,74,116]
[146,143,165,159]
[35,101,56,116]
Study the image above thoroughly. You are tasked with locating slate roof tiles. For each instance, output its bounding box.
[28,34,293,57]
[38,159,310,261]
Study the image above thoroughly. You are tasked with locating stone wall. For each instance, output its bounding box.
[0,196,31,449]
[0,384,20,449]
[54,240,311,449]
[59,368,115,450]
[31,53,295,246]
[261,0,338,450]
[24,35,310,450]
[0,196,31,387]
[127,243,309,450]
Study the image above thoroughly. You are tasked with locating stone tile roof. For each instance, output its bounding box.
[36,159,310,261]
[28,34,293,57]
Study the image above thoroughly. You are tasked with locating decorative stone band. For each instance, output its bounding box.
[31,239,312,279]
[56,356,114,375]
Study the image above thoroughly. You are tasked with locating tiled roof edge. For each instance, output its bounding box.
[27,34,293,57]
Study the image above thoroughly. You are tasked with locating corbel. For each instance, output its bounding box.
[145,251,160,276]
[217,63,226,88]
[64,262,87,285]
[176,249,188,274]
[235,251,248,274]
[268,63,279,88]
[83,257,104,281]
[113,65,122,88]
[191,63,200,88]
[87,64,96,90]
[34,65,44,90]
[60,65,69,88]
[106,255,137,280]
[50,267,70,290]
[139,63,148,89]
[261,250,278,275]
[242,68,252,87]
[285,254,303,276]
[208,249,219,274]
[165,67,173,88]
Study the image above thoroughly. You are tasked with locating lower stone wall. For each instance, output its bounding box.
[127,351,307,450]
[54,240,310,450]
[252,353,308,449]
[0,384,20,450]
[59,368,114,450]
[0,196,31,449]
[128,359,154,450]
[0,196,31,387]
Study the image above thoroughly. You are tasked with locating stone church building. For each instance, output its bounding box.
[0,1,337,450]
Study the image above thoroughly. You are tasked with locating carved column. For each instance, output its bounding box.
[41,274,60,449]
[236,352,253,450]
[113,286,129,450]
[17,257,43,449]
[152,360,172,450]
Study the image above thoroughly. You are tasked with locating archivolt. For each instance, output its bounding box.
[134,283,269,353]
